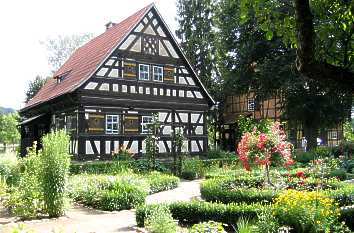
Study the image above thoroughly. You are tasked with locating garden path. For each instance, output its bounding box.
[0,179,201,233]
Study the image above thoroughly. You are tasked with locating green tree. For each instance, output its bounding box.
[176,0,221,99]
[0,112,20,150]
[41,34,93,73]
[239,0,354,90]
[25,75,47,102]
[215,0,352,150]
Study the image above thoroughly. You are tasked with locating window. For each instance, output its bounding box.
[153,66,163,82]
[106,115,120,134]
[328,131,338,140]
[139,64,149,80]
[141,116,153,134]
[247,98,255,111]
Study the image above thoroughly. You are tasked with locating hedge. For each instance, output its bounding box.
[70,161,131,174]
[201,178,275,204]
[136,201,263,227]
[145,172,180,194]
[340,206,354,231]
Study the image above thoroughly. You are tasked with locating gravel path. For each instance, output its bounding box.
[0,179,201,233]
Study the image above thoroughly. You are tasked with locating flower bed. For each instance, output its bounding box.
[68,172,180,210]
[136,201,263,227]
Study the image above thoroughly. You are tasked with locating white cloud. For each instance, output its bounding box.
[0,0,177,110]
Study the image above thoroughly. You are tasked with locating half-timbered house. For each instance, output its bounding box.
[20,4,215,160]
[221,92,343,151]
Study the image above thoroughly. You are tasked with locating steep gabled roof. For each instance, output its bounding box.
[23,3,215,111]
[23,4,153,110]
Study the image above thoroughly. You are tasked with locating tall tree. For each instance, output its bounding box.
[239,0,354,90]
[41,34,93,73]
[25,75,47,102]
[176,0,221,99]
[0,112,20,150]
[216,0,352,149]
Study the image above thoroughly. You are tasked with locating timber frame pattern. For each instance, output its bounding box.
[221,92,343,151]
[20,4,215,160]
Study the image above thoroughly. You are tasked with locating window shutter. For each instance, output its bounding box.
[124,114,139,135]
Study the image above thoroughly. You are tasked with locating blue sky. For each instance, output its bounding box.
[0,0,177,110]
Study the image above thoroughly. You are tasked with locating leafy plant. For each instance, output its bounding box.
[146,171,179,194]
[112,145,134,161]
[40,130,70,217]
[181,157,204,180]
[145,114,160,171]
[145,205,178,233]
[273,189,340,232]
[235,217,257,233]
[190,221,226,233]
[6,142,44,219]
[0,152,20,185]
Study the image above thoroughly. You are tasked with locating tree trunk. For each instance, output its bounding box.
[293,0,354,90]
[303,122,318,151]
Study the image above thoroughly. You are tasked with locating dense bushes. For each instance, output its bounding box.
[70,161,131,174]
[6,144,44,218]
[145,172,179,194]
[201,177,275,204]
[273,189,340,233]
[207,148,234,159]
[202,183,275,204]
[6,131,71,219]
[69,174,148,210]
[0,152,20,185]
[68,172,179,210]
[181,157,204,180]
[40,130,71,217]
[145,205,178,233]
[340,206,354,231]
[136,201,262,227]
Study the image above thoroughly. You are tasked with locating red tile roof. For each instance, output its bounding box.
[23,3,153,110]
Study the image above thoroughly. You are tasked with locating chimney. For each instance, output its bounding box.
[105,21,116,30]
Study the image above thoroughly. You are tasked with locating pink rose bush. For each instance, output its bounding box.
[237,121,294,171]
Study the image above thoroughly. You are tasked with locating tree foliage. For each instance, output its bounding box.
[239,0,354,89]
[176,0,221,99]
[0,112,20,148]
[41,34,93,73]
[25,75,47,102]
[214,0,352,149]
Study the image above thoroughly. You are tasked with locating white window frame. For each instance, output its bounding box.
[247,98,255,111]
[153,65,163,82]
[141,116,153,134]
[139,64,150,81]
[106,115,119,134]
[328,131,338,140]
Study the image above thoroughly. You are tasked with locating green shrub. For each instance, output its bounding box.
[132,159,169,173]
[339,141,354,157]
[68,174,148,211]
[97,180,147,211]
[70,160,131,175]
[294,151,315,163]
[190,221,226,233]
[181,157,204,180]
[146,172,179,194]
[136,201,262,227]
[0,152,20,185]
[328,169,347,181]
[201,179,276,204]
[207,148,234,159]
[6,144,44,219]
[255,206,279,233]
[340,206,354,231]
[40,130,71,217]
[326,183,354,206]
[313,146,333,158]
[145,205,178,233]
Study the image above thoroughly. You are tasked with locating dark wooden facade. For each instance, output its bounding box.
[221,92,343,150]
[20,5,214,159]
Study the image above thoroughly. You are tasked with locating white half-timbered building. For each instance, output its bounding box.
[20,4,215,160]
